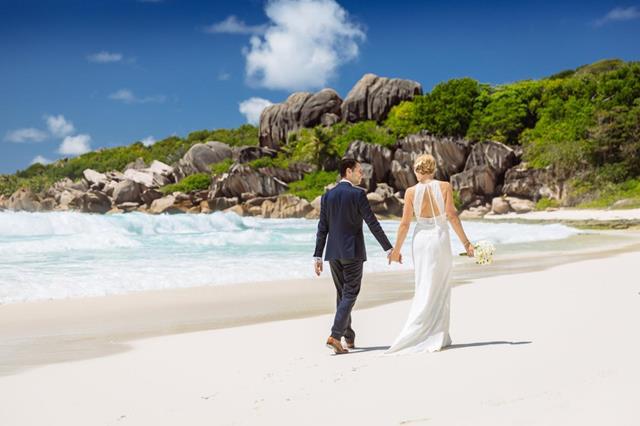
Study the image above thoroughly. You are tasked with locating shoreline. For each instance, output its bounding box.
[0,212,593,305]
[1,232,639,425]
[1,229,639,376]
[3,206,640,226]
[481,207,640,229]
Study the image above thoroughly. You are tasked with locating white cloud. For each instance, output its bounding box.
[218,71,231,81]
[31,155,53,165]
[58,134,91,156]
[4,128,48,143]
[45,114,75,137]
[108,89,166,104]
[140,136,157,146]
[87,51,123,63]
[595,6,640,26]
[243,0,365,91]
[204,15,268,35]
[239,97,273,125]
[109,89,136,103]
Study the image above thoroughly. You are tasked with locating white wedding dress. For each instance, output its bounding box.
[385,180,453,355]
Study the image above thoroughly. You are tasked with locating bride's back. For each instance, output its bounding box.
[412,180,446,220]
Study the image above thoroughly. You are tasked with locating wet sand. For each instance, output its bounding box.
[0,231,638,425]
[0,230,639,376]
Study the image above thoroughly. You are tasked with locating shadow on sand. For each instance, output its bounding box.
[445,340,532,350]
[340,340,532,355]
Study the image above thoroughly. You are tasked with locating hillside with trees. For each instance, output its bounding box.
[2,59,639,215]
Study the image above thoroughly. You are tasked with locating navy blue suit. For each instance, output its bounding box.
[314,182,393,261]
[314,181,393,340]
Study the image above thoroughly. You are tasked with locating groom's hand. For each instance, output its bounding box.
[314,260,323,276]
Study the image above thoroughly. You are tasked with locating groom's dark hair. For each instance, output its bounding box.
[339,158,359,177]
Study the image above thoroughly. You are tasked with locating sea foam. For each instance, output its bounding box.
[0,211,582,304]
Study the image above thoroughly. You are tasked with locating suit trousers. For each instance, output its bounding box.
[329,258,364,340]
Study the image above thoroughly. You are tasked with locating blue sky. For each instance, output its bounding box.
[1,0,639,174]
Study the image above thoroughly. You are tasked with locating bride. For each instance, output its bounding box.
[386,154,475,355]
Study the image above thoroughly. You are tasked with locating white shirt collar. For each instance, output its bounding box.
[339,178,353,186]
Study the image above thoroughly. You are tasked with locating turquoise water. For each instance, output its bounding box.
[0,211,582,304]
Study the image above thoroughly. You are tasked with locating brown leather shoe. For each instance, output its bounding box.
[326,336,348,354]
[344,336,355,349]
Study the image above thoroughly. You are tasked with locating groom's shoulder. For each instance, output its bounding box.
[328,182,364,194]
[324,183,364,204]
[347,184,366,193]
[342,183,366,198]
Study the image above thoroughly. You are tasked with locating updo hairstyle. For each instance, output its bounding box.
[414,154,436,176]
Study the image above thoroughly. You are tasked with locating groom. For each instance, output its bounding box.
[314,158,397,354]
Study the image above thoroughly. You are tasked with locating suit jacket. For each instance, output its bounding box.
[314,181,393,261]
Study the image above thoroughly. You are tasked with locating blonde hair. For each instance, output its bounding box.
[414,154,436,176]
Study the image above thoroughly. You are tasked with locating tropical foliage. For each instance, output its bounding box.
[3,60,640,208]
[160,173,211,195]
[0,126,258,196]
[287,171,339,201]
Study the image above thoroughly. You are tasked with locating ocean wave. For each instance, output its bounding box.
[0,211,257,237]
[0,211,583,303]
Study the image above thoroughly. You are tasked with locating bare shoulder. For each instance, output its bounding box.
[438,180,451,192]
[405,185,416,199]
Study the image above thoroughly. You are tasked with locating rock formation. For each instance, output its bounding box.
[502,163,563,202]
[341,74,422,123]
[391,131,471,190]
[259,89,342,149]
[174,142,232,180]
[210,164,289,199]
[259,74,422,149]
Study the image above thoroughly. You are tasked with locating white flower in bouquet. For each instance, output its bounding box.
[473,240,495,265]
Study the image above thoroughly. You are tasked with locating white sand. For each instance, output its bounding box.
[484,207,640,222]
[1,248,639,425]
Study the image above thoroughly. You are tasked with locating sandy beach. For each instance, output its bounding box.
[484,208,640,228]
[0,229,639,425]
[4,1,640,424]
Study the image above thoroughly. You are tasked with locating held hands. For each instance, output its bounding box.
[387,249,402,265]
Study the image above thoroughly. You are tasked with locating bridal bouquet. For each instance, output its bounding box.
[473,240,496,265]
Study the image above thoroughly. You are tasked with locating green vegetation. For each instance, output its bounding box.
[521,97,596,174]
[159,173,211,195]
[467,80,541,144]
[274,122,395,198]
[3,59,639,209]
[210,158,234,175]
[0,126,258,196]
[452,190,462,211]
[247,154,290,170]
[185,124,258,147]
[0,173,49,196]
[383,101,421,138]
[287,170,338,201]
[383,60,640,205]
[330,121,396,154]
[285,121,395,169]
[574,179,640,209]
[521,64,640,180]
[535,197,561,211]
[386,78,483,138]
[574,58,625,76]
[285,127,338,168]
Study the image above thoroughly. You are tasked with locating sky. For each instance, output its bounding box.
[1,0,640,174]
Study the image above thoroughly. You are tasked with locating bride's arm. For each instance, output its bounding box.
[442,182,474,256]
[391,187,414,261]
